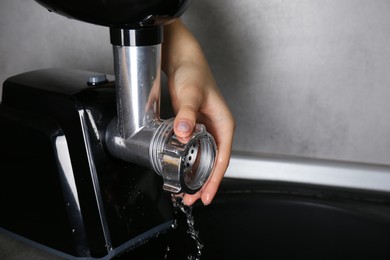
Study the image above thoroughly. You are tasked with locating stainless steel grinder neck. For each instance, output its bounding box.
[105,27,217,194]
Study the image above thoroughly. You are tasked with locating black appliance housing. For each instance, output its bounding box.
[0,68,174,258]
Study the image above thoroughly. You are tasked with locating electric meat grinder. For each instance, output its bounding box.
[0,0,217,258]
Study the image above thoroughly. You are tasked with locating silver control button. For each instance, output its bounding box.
[87,74,108,86]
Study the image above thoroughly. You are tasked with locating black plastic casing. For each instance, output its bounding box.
[35,0,191,28]
[0,69,174,258]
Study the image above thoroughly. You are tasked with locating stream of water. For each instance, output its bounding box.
[167,195,204,260]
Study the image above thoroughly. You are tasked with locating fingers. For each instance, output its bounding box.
[183,110,235,206]
[175,108,235,206]
[182,139,233,206]
[201,138,233,205]
[183,192,201,206]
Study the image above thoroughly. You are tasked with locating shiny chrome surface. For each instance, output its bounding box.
[78,109,112,252]
[105,118,157,168]
[226,151,390,193]
[150,118,217,194]
[106,117,217,194]
[113,44,161,139]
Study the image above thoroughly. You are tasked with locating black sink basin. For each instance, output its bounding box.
[121,178,390,260]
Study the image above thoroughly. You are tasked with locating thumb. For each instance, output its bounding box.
[173,89,203,138]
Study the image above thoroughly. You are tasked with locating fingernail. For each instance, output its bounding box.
[177,121,191,132]
[202,193,212,206]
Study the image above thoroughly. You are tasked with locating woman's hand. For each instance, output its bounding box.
[162,19,235,206]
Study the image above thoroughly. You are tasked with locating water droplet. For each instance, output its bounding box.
[171,219,178,229]
[164,246,171,260]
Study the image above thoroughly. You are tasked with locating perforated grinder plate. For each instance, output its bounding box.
[184,141,200,169]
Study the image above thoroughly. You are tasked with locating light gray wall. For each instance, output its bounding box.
[183,0,390,165]
[1,0,390,165]
[0,0,113,90]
